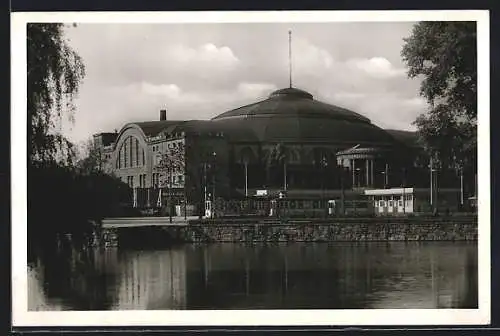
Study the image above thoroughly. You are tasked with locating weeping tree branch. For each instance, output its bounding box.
[28,23,86,166]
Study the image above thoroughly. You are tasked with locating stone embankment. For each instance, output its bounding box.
[98,216,478,247]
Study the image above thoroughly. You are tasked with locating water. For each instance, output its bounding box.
[28,242,478,310]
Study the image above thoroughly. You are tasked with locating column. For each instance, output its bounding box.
[351,159,355,187]
[365,159,369,188]
[370,159,374,188]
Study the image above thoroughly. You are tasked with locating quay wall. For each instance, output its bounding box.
[99,217,478,247]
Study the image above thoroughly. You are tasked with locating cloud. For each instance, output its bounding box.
[62,22,424,143]
[346,57,406,79]
[236,82,277,99]
[167,43,240,71]
[293,38,335,77]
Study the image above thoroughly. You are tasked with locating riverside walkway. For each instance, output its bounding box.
[102,216,199,229]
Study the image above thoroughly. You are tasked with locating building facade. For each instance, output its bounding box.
[94,86,464,211]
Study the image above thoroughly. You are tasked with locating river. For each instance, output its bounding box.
[28,242,477,310]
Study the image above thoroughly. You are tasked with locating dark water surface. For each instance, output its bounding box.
[28,242,478,310]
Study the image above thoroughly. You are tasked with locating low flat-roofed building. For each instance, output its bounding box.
[364,187,462,215]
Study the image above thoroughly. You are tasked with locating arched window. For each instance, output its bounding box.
[117,151,121,169]
[129,136,133,167]
[123,142,128,168]
[135,138,140,166]
[116,135,146,169]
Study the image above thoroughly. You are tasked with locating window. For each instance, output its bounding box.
[129,137,133,167]
[139,174,147,188]
[398,200,403,207]
[135,139,140,166]
[178,175,184,184]
[123,142,128,168]
[142,148,145,165]
[388,200,393,207]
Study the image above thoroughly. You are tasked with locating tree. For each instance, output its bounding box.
[28,23,86,165]
[265,143,289,190]
[76,138,106,174]
[401,22,477,172]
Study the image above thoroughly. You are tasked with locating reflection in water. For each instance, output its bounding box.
[28,242,478,311]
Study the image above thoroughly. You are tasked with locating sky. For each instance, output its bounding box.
[62,21,427,144]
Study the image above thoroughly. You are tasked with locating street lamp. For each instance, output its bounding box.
[212,151,217,219]
[168,164,173,223]
[429,159,438,213]
[402,167,406,214]
[340,166,346,215]
[459,166,464,206]
[183,172,187,220]
[321,156,328,217]
[355,168,361,188]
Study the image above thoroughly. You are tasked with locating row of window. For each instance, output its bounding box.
[151,141,185,153]
[376,199,412,208]
[377,195,413,201]
[125,173,185,188]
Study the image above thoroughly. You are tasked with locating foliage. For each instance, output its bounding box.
[28,163,131,250]
[154,143,185,187]
[265,143,289,187]
[401,21,477,170]
[75,138,106,174]
[27,23,85,165]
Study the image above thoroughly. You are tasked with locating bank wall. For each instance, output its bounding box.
[99,217,478,247]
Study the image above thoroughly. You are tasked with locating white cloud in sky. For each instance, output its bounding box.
[167,43,240,72]
[62,22,425,143]
[347,57,407,79]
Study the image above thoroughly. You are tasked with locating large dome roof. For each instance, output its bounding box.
[211,87,396,145]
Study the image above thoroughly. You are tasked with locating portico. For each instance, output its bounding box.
[336,144,391,189]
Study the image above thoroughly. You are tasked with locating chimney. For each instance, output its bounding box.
[160,109,167,121]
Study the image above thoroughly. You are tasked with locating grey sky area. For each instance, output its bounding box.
[62,22,426,143]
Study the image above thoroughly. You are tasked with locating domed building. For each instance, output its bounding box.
[94,86,425,211]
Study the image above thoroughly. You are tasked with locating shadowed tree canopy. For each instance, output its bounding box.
[28,23,86,165]
[76,137,106,174]
[401,21,477,170]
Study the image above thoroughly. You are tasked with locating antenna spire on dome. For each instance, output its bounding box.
[288,30,293,88]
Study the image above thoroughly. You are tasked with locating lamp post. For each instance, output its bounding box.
[212,151,217,219]
[244,160,248,197]
[322,156,328,217]
[169,164,173,223]
[283,161,287,192]
[429,158,438,213]
[340,166,346,215]
[460,166,464,206]
[385,163,389,187]
[355,168,361,188]
[184,172,187,220]
[402,167,406,214]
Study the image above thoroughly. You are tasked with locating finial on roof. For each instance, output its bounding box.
[288,30,293,88]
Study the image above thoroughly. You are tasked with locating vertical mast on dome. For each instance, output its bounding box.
[288,30,293,88]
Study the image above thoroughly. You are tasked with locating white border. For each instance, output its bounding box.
[11,10,490,327]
